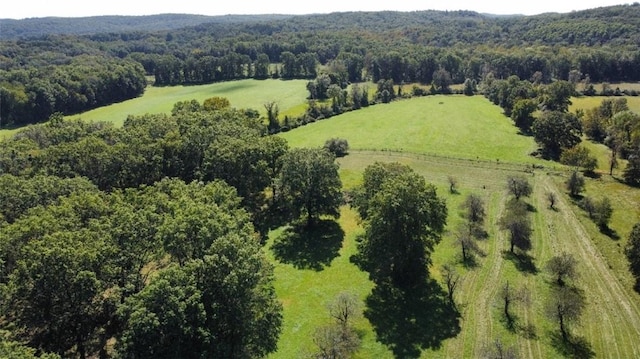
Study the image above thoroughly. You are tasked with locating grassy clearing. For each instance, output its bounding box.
[1,79,308,139]
[280,95,551,166]
[271,95,640,358]
[268,151,640,358]
[65,79,309,127]
[265,208,391,358]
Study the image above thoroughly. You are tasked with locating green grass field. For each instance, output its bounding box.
[280,95,554,166]
[271,95,640,358]
[69,79,309,126]
[0,79,309,139]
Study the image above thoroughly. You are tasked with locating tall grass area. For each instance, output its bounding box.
[268,152,640,358]
[280,95,550,165]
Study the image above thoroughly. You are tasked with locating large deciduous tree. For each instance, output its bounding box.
[277,148,343,227]
[354,165,447,287]
[351,161,413,220]
[539,80,575,112]
[532,111,583,160]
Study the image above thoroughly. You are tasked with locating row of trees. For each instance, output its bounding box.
[0,56,146,126]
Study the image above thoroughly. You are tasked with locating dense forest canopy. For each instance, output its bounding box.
[2,4,640,127]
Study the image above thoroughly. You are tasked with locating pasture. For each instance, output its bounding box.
[66,79,310,127]
[281,95,551,166]
[271,95,640,358]
[2,78,639,357]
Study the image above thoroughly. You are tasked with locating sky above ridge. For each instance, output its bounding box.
[2,0,631,19]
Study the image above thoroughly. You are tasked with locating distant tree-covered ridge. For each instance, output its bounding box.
[2,4,640,127]
[0,14,294,39]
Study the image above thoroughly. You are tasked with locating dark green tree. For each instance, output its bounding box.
[116,266,208,359]
[117,233,282,359]
[351,161,413,220]
[511,99,538,133]
[532,111,583,159]
[623,150,640,187]
[592,197,613,230]
[546,252,579,287]
[560,145,598,173]
[323,138,349,158]
[499,201,532,253]
[432,67,453,94]
[277,148,343,227]
[545,286,586,342]
[461,193,486,225]
[539,80,575,112]
[625,223,640,292]
[355,169,447,287]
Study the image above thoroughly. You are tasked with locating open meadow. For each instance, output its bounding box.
[2,78,639,358]
[71,79,309,126]
[0,79,308,140]
[271,95,640,358]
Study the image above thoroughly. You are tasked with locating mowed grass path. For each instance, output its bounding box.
[280,95,547,165]
[65,79,309,127]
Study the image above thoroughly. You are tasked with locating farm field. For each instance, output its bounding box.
[270,96,640,358]
[281,95,552,166]
[0,79,308,139]
[65,79,309,126]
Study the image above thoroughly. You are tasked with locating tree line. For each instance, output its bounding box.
[3,5,640,127]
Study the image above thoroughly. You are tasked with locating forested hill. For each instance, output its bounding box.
[186,4,640,47]
[0,14,293,39]
[2,4,640,45]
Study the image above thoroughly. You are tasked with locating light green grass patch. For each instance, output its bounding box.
[281,95,548,165]
[265,207,391,358]
[66,79,309,127]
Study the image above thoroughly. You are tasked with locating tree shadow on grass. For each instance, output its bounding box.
[364,280,461,358]
[499,313,538,339]
[550,331,595,359]
[461,254,481,269]
[600,226,620,240]
[270,219,344,271]
[502,250,538,274]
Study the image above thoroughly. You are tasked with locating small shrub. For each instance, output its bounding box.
[324,138,350,157]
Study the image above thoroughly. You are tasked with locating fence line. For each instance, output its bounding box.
[349,148,568,175]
